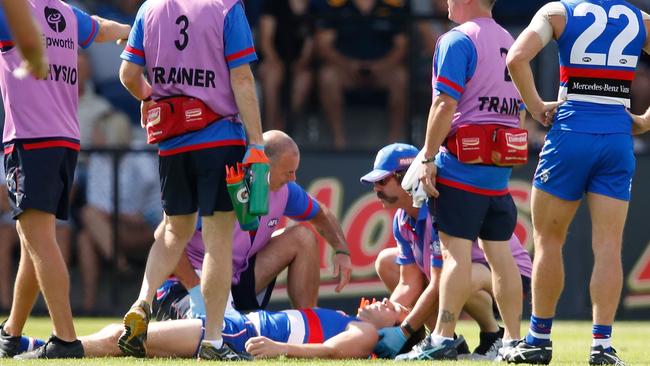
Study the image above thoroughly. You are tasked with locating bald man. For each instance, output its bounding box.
[0,0,47,78]
[153,130,353,319]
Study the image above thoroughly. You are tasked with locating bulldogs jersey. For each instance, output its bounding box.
[555,0,646,134]
[219,307,358,353]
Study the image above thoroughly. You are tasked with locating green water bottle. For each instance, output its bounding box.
[248,162,269,216]
[225,164,259,231]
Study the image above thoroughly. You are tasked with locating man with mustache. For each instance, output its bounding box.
[361,143,532,360]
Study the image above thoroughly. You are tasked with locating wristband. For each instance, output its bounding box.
[335,249,350,256]
[421,156,435,164]
[400,320,416,337]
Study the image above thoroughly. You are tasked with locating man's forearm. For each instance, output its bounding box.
[2,0,44,65]
[119,65,151,101]
[376,35,407,67]
[389,282,422,308]
[316,34,354,70]
[92,16,130,43]
[423,97,456,158]
[283,343,336,359]
[508,60,542,110]
[310,207,348,252]
[230,64,263,145]
[403,280,439,331]
[631,106,650,135]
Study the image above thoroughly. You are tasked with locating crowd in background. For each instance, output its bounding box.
[0,0,648,314]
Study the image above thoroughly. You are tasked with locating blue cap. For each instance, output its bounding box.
[360,143,419,184]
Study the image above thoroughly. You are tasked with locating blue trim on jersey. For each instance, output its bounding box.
[158,118,246,152]
[394,213,416,265]
[224,2,258,69]
[284,182,320,220]
[436,151,512,192]
[120,1,148,66]
[73,6,99,49]
[310,308,357,341]
[433,30,477,101]
[0,8,12,44]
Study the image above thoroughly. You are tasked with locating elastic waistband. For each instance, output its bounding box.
[3,138,81,154]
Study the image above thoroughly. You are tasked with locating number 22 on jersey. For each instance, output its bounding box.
[570,3,641,68]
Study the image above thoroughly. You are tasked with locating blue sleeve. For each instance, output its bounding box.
[393,214,416,266]
[224,2,258,69]
[73,6,99,49]
[120,2,147,66]
[284,182,320,221]
[432,30,476,101]
[0,8,12,48]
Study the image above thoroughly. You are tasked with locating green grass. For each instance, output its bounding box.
[2,318,649,365]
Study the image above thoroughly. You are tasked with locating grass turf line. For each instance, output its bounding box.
[0,317,648,365]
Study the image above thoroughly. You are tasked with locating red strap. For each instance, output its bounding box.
[301,309,324,344]
[23,140,80,151]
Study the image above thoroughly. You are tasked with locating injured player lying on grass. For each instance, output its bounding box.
[14,299,458,359]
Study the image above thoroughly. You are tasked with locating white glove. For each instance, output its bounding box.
[412,183,428,208]
[401,150,429,207]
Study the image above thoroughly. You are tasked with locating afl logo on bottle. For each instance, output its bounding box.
[44,7,66,33]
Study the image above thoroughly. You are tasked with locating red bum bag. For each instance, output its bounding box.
[144,96,222,144]
[447,124,528,166]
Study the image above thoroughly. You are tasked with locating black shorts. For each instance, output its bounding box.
[231,254,276,312]
[159,145,245,216]
[430,183,516,241]
[521,275,531,299]
[4,140,78,220]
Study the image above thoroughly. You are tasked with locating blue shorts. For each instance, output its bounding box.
[4,140,78,220]
[534,131,635,201]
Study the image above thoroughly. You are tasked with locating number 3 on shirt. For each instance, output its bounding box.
[570,3,640,67]
[175,15,189,51]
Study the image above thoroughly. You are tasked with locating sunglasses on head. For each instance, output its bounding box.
[375,171,405,186]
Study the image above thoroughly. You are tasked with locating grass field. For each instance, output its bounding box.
[1,318,649,365]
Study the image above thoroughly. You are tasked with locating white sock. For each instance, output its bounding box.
[203,338,223,349]
[592,337,612,350]
[431,334,454,347]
